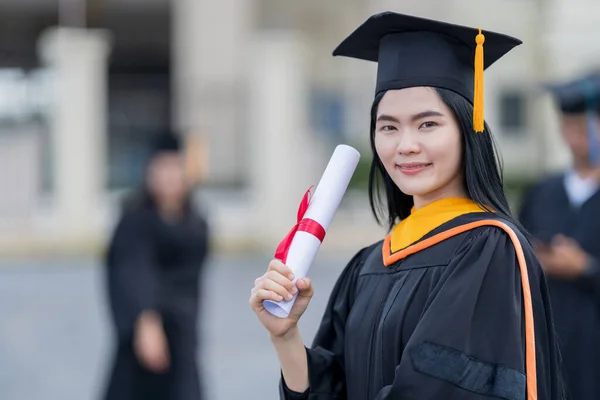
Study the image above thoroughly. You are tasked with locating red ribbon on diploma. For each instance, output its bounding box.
[274,186,326,263]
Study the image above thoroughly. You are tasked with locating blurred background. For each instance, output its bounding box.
[0,0,597,399]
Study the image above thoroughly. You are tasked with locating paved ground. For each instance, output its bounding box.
[0,253,351,400]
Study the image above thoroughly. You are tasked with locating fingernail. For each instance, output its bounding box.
[286,293,293,301]
[277,295,283,301]
[288,273,295,280]
[290,286,298,294]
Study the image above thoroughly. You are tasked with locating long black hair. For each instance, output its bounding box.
[368,87,524,233]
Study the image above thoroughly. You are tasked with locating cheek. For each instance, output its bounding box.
[155,172,173,191]
[166,170,186,188]
[153,169,184,193]
[431,135,462,172]
[562,120,588,146]
[374,134,396,164]
[564,132,586,150]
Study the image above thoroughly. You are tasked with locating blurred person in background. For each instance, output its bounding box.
[101,132,211,400]
[519,73,600,400]
[250,12,565,400]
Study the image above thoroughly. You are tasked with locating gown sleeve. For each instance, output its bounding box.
[578,256,600,296]
[519,183,600,301]
[373,226,550,400]
[280,244,376,400]
[106,210,160,340]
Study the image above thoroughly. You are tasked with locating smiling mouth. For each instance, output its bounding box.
[396,163,432,169]
[395,163,432,174]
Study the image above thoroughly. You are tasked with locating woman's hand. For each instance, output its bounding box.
[249,259,314,338]
[134,311,170,373]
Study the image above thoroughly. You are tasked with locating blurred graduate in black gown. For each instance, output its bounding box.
[519,73,600,399]
[102,132,211,400]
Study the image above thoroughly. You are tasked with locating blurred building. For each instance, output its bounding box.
[0,0,598,256]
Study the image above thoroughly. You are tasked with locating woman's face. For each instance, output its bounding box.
[146,152,188,207]
[374,87,466,208]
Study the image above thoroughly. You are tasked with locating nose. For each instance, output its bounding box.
[396,131,420,155]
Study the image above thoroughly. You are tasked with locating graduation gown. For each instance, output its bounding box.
[102,205,210,400]
[519,173,600,400]
[281,211,564,400]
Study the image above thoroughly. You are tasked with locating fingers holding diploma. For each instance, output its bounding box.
[249,259,315,338]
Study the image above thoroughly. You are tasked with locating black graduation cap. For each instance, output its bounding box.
[333,11,522,132]
[151,132,181,154]
[544,73,600,114]
[544,73,600,165]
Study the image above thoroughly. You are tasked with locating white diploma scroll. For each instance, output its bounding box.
[263,144,361,318]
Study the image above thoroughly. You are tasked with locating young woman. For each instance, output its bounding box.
[249,12,565,400]
[102,132,211,400]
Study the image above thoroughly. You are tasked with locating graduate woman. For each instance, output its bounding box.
[102,132,210,400]
[249,12,565,400]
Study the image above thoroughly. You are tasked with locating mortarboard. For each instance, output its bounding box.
[333,11,522,132]
[544,73,600,165]
[151,132,181,154]
[544,73,600,114]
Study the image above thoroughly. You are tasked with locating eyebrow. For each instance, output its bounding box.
[376,110,445,123]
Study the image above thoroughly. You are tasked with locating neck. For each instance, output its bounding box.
[387,196,487,253]
[573,163,600,180]
[157,200,184,221]
[413,187,469,210]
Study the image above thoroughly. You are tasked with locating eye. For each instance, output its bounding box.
[419,121,438,129]
[379,125,397,132]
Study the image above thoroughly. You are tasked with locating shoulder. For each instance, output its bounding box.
[105,208,153,265]
[437,216,543,292]
[449,216,546,302]
[120,207,152,225]
[333,240,384,284]
[522,172,565,200]
[450,214,534,260]
[345,240,383,271]
[111,207,157,241]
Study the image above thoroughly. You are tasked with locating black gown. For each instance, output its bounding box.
[281,212,564,400]
[101,204,210,400]
[519,173,600,400]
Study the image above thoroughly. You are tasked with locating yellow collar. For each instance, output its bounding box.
[389,197,488,253]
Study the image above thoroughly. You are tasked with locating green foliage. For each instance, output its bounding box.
[348,150,372,191]
[504,178,535,197]
[504,176,538,211]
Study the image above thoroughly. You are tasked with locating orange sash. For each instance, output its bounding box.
[383,219,537,400]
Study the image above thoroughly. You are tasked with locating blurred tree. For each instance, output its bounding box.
[347,145,371,191]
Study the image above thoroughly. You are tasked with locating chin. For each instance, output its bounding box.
[392,177,434,197]
[395,184,436,198]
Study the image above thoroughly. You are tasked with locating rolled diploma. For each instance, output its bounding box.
[263,144,361,318]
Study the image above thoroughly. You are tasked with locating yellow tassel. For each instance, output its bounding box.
[473,28,485,133]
